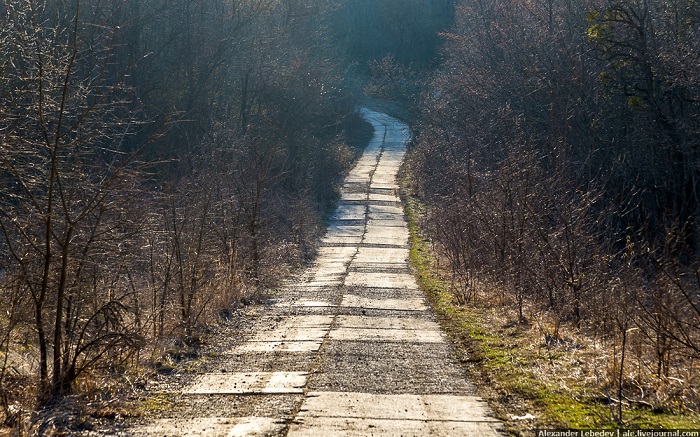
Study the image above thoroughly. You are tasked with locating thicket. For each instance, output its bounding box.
[411,0,700,421]
[0,0,364,425]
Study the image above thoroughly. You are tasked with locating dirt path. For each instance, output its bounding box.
[94,109,504,436]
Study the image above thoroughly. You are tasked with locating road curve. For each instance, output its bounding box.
[98,109,504,436]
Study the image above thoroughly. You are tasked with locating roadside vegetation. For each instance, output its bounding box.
[405,194,700,434]
[404,0,700,432]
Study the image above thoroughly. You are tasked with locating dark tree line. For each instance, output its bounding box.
[411,0,700,419]
[0,0,367,418]
[331,0,456,71]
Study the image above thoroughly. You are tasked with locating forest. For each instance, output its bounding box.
[0,0,455,430]
[1,0,699,432]
[409,0,700,425]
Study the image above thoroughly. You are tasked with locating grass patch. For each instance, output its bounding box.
[403,196,700,435]
[139,392,173,415]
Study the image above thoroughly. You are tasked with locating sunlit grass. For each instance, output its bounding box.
[140,392,173,414]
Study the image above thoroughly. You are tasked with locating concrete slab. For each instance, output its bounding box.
[185,372,308,394]
[311,263,347,273]
[367,193,399,202]
[294,281,336,290]
[126,417,285,436]
[374,166,401,176]
[344,166,376,181]
[366,218,407,227]
[340,192,367,201]
[232,316,332,353]
[373,172,400,182]
[324,225,365,237]
[385,127,411,142]
[371,174,399,185]
[320,235,363,245]
[313,256,351,265]
[315,246,357,260]
[344,272,419,289]
[288,417,504,436]
[374,161,402,170]
[309,273,346,285]
[363,226,409,246]
[376,158,403,167]
[348,265,411,273]
[341,294,428,311]
[329,204,367,221]
[371,181,399,191]
[346,158,376,170]
[285,300,336,308]
[276,315,334,327]
[377,152,403,161]
[301,279,342,288]
[236,341,323,353]
[341,182,368,193]
[378,150,405,159]
[368,204,404,218]
[245,326,328,342]
[309,262,347,277]
[335,315,440,331]
[370,184,399,194]
[353,247,409,264]
[348,157,378,169]
[295,392,500,422]
[328,327,443,342]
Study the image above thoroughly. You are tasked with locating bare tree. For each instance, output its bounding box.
[0,0,147,399]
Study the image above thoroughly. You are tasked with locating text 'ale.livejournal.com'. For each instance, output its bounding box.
[535,430,700,437]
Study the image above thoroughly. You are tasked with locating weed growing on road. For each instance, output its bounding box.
[140,393,174,414]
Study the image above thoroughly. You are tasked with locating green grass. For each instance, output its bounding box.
[403,196,700,435]
[140,392,174,414]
